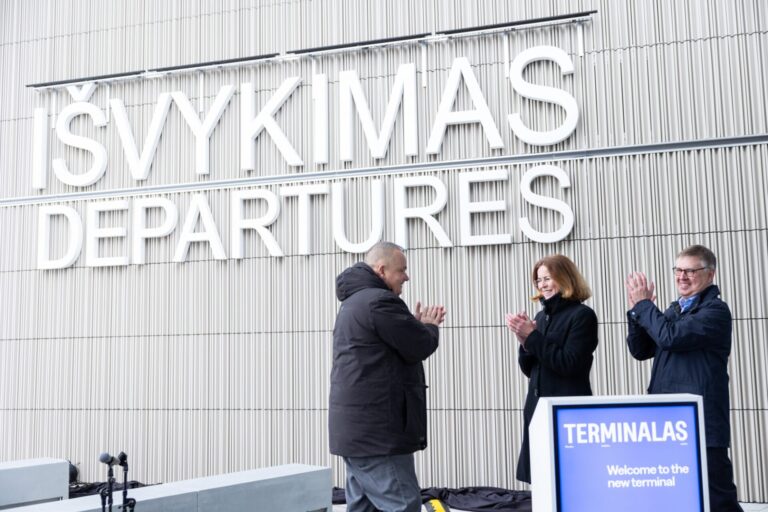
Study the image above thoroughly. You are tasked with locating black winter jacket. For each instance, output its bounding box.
[329,263,440,457]
[626,284,733,448]
[516,294,598,483]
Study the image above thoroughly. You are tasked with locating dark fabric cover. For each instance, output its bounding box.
[332,486,346,504]
[332,487,531,512]
[516,294,599,483]
[329,263,439,457]
[69,480,147,499]
[626,284,733,447]
[333,487,532,511]
[421,487,531,511]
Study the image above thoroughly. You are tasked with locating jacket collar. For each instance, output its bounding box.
[671,284,720,313]
[541,293,566,314]
[699,283,721,301]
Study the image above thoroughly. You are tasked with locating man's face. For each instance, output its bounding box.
[674,255,715,299]
[376,250,409,296]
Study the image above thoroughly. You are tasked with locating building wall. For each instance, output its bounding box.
[0,0,766,501]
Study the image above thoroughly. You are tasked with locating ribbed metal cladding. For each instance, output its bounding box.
[0,0,767,503]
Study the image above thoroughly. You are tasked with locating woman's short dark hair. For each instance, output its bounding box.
[531,254,592,303]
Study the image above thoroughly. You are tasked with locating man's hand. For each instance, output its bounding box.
[416,302,446,326]
[625,271,656,309]
[505,311,536,346]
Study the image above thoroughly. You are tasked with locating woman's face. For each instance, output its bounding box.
[536,265,560,299]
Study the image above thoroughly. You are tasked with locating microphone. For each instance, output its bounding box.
[117,452,128,467]
[99,452,120,466]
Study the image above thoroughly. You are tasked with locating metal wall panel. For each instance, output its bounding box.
[3,31,768,197]
[0,0,766,503]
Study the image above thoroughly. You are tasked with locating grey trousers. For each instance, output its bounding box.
[343,453,422,512]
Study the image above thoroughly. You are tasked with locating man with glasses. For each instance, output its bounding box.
[624,245,743,511]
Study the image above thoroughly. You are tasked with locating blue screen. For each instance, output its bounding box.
[553,403,703,512]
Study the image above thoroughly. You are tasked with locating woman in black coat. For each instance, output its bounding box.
[506,254,599,484]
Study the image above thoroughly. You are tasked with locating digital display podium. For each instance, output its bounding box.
[529,394,709,512]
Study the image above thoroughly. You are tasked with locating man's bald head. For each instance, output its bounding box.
[365,242,409,295]
[365,241,405,267]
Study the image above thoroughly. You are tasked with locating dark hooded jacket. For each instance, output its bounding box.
[329,263,440,457]
[626,284,732,448]
[516,294,599,483]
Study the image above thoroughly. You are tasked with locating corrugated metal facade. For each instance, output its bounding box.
[0,0,766,502]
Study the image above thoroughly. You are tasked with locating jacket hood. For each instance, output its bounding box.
[335,262,390,301]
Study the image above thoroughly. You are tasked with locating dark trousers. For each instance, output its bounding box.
[707,447,743,512]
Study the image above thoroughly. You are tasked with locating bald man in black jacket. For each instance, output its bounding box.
[329,241,445,512]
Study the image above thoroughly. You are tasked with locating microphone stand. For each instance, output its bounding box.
[102,464,115,512]
[119,452,136,512]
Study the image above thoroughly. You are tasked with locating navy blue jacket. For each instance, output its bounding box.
[329,263,439,457]
[517,294,598,483]
[626,284,732,447]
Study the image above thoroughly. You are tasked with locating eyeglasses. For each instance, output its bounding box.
[672,267,709,277]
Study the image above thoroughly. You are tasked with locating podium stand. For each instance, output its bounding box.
[529,394,709,512]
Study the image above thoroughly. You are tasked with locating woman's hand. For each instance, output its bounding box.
[505,311,536,347]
